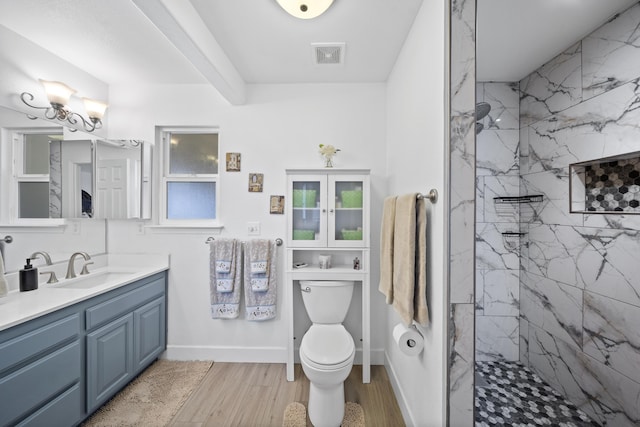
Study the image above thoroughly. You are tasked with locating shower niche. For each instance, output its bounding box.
[570,151,640,214]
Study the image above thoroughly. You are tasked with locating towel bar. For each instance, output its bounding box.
[417,189,438,203]
[205,237,283,246]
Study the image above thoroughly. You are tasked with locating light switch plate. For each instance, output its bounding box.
[248,221,261,235]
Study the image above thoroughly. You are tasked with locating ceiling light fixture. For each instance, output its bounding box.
[275,0,334,19]
[20,79,108,132]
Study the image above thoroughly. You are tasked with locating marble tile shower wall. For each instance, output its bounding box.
[449,0,476,424]
[475,82,520,362]
[519,3,640,426]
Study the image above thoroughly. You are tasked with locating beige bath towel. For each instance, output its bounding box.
[392,194,417,325]
[414,198,429,326]
[379,196,397,304]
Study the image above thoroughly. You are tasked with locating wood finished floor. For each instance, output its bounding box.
[169,363,405,427]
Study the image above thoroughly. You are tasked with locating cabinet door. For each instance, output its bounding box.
[287,175,327,247]
[134,297,166,371]
[329,175,369,247]
[86,314,134,413]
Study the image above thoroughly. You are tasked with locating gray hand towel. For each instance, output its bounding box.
[244,239,277,321]
[210,239,242,319]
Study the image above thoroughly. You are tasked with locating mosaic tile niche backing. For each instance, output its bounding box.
[583,157,640,212]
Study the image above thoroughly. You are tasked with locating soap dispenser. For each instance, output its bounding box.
[19,258,38,292]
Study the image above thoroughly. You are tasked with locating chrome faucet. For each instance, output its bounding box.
[31,251,58,284]
[65,252,92,279]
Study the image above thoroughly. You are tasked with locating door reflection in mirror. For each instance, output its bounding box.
[95,139,142,219]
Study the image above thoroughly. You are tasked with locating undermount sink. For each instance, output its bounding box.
[53,271,134,290]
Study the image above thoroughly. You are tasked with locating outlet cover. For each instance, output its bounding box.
[248,221,261,235]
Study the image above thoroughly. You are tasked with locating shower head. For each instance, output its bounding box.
[475,122,484,135]
[476,102,491,121]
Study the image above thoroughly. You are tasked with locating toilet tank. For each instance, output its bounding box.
[299,281,354,324]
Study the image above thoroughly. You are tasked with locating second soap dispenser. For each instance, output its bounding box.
[19,258,38,292]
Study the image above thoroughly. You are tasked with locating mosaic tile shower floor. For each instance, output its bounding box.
[475,361,598,426]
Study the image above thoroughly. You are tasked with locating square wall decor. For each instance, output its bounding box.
[570,151,640,214]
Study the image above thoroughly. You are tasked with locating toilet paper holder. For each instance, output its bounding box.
[393,323,424,356]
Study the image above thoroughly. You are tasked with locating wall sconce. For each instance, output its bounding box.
[275,0,334,19]
[20,79,108,132]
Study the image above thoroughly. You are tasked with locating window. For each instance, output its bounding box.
[160,129,219,224]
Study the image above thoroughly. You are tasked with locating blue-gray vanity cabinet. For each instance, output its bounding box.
[0,312,83,427]
[86,313,134,413]
[134,296,166,371]
[0,271,167,427]
[85,273,167,414]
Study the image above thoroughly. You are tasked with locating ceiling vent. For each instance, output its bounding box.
[312,43,345,65]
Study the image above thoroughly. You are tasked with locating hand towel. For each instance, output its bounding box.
[249,240,270,274]
[378,196,397,304]
[0,251,8,298]
[214,239,235,273]
[392,193,418,326]
[413,198,429,326]
[210,239,242,319]
[244,239,277,321]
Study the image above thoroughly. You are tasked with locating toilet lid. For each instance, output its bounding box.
[300,325,355,367]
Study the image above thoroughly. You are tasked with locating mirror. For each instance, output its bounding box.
[94,139,152,219]
[1,105,152,220]
[48,138,94,218]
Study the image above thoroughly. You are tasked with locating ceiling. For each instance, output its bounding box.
[0,0,638,100]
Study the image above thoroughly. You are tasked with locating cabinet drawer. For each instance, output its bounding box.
[0,341,81,426]
[0,314,80,374]
[17,383,82,427]
[86,274,165,330]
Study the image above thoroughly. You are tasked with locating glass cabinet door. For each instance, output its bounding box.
[329,175,367,247]
[288,176,326,247]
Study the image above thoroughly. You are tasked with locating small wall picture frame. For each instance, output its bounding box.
[248,173,264,192]
[226,152,241,172]
[270,195,285,214]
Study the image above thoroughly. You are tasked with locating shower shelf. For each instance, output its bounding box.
[501,231,527,251]
[494,195,543,204]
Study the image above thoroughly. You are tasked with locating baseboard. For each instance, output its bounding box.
[164,345,386,366]
[164,345,287,363]
[384,351,414,426]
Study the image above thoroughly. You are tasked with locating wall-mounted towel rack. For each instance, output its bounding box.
[417,189,438,203]
[205,237,283,246]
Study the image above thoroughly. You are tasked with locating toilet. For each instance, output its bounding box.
[299,280,355,427]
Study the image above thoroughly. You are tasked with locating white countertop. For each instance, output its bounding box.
[0,253,169,332]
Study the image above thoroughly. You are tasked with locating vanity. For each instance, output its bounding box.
[0,254,169,427]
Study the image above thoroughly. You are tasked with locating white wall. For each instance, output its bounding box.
[384,0,447,425]
[106,82,389,362]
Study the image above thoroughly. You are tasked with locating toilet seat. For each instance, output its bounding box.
[300,324,355,370]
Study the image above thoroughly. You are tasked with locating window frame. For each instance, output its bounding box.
[158,127,221,227]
